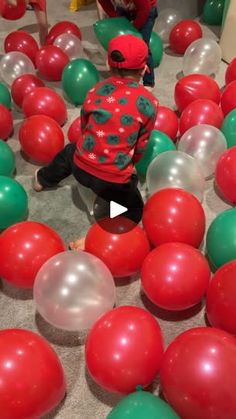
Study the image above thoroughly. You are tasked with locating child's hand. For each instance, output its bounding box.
[7,0,17,5]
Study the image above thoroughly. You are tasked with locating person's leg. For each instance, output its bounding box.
[96,0,105,19]
[33,8,48,46]
[140,7,158,87]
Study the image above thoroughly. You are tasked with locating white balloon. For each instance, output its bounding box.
[0,51,35,86]
[157,9,183,43]
[53,33,83,60]
[183,38,222,76]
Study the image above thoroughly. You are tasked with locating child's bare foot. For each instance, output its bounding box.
[69,237,85,251]
[32,169,44,192]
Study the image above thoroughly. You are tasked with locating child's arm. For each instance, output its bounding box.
[34,8,48,46]
[133,114,157,164]
[131,0,152,29]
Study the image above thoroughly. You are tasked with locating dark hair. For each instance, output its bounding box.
[110,50,144,78]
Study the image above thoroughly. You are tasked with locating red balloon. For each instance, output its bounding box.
[216,146,236,204]
[141,243,210,311]
[22,87,67,126]
[0,221,66,288]
[0,0,26,20]
[4,31,39,66]
[67,116,81,143]
[0,329,66,418]
[36,45,69,81]
[85,306,164,394]
[175,74,221,113]
[179,99,224,136]
[160,327,236,419]
[170,20,202,55]
[11,74,45,108]
[225,58,236,85]
[85,222,150,277]
[19,115,65,164]
[206,260,236,334]
[154,106,179,141]
[46,21,82,45]
[142,188,205,248]
[0,104,13,140]
[221,81,236,116]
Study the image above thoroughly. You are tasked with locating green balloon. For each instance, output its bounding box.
[221,109,236,148]
[203,0,225,25]
[0,176,28,230]
[206,208,236,269]
[62,59,100,106]
[150,32,163,68]
[107,390,179,419]
[136,130,176,176]
[0,140,16,177]
[93,17,141,50]
[0,82,11,109]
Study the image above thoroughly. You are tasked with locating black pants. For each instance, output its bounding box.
[38,143,144,223]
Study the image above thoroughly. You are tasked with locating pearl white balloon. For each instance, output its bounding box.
[34,250,116,331]
[183,38,222,76]
[53,33,83,60]
[178,125,227,179]
[147,150,205,202]
[0,52,35,86]
[157,9,183,43]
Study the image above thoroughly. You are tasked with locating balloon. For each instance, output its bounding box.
[203,0,225,25]
[34,250,116,331]
[36,45,69,81]
[53,33,84,60]
[136,130,176,177]
[19,115,64,164]
[206,260,236,334]
[142,188,205,248]
[46,21,82,45]
[22,87,67,126]
[179,99,224,136]
[0,51,35,86]
[4,31,39,66]
[0,176,28,230]
[11,73,45,108]
[0,104,13,140]
[150,32,163,67]
[0,81,11,109]
[107,389,179,419]
[154,106,179,140]
[225,57,236,85]
[93,17,141,51]
[67,116,81,143]
[175,74,221,112]
[0,140,15,177]
[156,9,183,43]
[0,329,65,418]
[183,38,222,76]
[0,0,26,20]
[160,327,236,419]
[221,109,236,148]
[221,80,236,116]
[206,208,236,269]
[178,124,227,178]
[170,20,202,55]
[215,146,236,204]
[62,59,99,106]
[141,243,210,311]
[85,222,150,278]
[85,306,164,394]
[0,221,65,288]
[146,151,205,202]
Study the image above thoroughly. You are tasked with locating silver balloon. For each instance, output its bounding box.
[0,51,35,86]
[156,9,183,43]
[183,38,222,76]
[34,251,116,331]
[178,125,227,179]
[53,33,84,60]
[147,150,205,202]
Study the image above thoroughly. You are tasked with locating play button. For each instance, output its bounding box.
[110,201,127,219]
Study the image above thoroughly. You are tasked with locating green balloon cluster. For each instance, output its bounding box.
[221,109,236,148]
[0,82,11,109]
[0,140,15,177]
[150,32,163,67]
[62,59,100,106]
[93,17,141,50]
[203,0,225,25]
[136,130,176,177]
[0,176,28,230]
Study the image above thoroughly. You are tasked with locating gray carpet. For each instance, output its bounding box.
[0,1,230,418]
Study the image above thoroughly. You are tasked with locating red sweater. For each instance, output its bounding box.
[98,0,157,29]
[74,76,158,184]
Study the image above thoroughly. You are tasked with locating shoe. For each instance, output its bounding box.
[32,169,44,192]
[144,85,154,92]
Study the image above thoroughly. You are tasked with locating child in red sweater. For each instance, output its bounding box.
[97,0,158,90]
[33,34,158,248]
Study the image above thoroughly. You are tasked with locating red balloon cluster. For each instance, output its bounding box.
[19,115,65,164]
[85,306,164,394]
[175,74,221,113]
[11,74,45,108]
[0,103,13,140]
[67,116,82,143]
[36,45,69,81]
[154,106,178,141]
[225,58,236,85]
[46,21,82,45]
[221,80,236,116]
[215,146,236,204]
[0,0,26,20]
[4,31,39,66]
[170,20,202,54]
